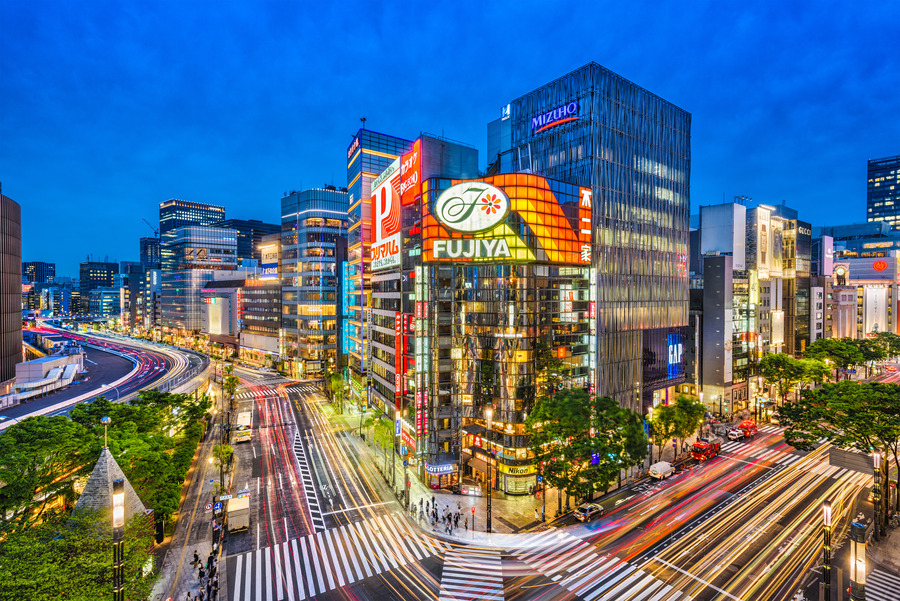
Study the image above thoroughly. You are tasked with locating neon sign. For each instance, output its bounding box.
[432,182,510,233]
[532,101,579,133]
[874,260,888,271]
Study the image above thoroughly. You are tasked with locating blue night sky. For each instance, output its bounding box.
[2,1,898,277]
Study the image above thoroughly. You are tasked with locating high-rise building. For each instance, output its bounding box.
[346,130,412,405]
[489,62,691,413]
[211,219,280,262]
[22,261,55,284]
[160,226,238,332]
[140,237,161,269]
[867,155,900,230]
[281,187,348,378]
[1,190,22,391]
[158,199,225,236]
[78,261,118,315]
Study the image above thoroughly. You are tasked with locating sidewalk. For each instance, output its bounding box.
[151,380,228,601]
[868,522,900,576]
[324,401,699,534]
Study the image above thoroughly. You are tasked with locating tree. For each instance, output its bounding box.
[0,509,158,601]
[798,358,830,390]
[372,418,393,473]
[778,380,900,518]
[526,390,647,507]
[673,395,706,451]
[759,353,805,404]
[649,404,678,463]
[873,331,900,360]
[0,415,95,534]
[805,338,865,380]
[329,371,345,415]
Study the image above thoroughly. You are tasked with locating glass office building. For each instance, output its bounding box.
[281,187,348,378]
[867,155,900,230]
[488,62,691,413]
[346,129,411,404]
[159,199,225,236]
[160,226,238,332]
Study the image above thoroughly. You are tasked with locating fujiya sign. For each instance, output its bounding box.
[532,101,579,133]
[433,182,510,233]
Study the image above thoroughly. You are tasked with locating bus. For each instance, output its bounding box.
[233,411,253,443]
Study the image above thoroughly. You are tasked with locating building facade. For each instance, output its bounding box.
[867,155,900,230]
[22,261,55,284]
[1,191,22,391]
[211,219,280,262]
[489,62,691,413]
[78,261,118,315]
[281,187,348,378]
[140,237,161,269]
[160,226,238,333]
[346,130,412,404]
[159,199,225,236]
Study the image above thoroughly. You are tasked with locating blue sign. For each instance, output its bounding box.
[532,101,580,133]
[403,460,408,467]
[395,420,401,436]
[667,333,684,379]
[213,501,222,512]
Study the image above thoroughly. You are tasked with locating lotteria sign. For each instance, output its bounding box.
[532,101,579,133]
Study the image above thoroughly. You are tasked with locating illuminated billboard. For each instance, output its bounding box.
[400,139,421,206]
[370,158,402,271]
[259,243,279,280]
[422,174,592,265]
[864,286,888,336]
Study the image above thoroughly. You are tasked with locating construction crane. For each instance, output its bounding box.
[142,218,159,237]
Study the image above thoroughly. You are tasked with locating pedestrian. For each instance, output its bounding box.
[198,566,205,580]
[535,508,539,521]
[193,550,200,566]
[465,517,468,530]
[186,593,192,601]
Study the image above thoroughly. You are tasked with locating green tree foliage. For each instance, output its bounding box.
[649,404,678,463]
[778,380,900,514]
[759,353,805,404]
[534,340,565,398]
[873,331,900,359]
[673,395,706,450]
[0,510,157,601]
[526,390,647,502]
[805,338,865,380]
[372,418,394,472]
[0,416,95,533]
[798,358,830,389]
[329,371,345,415]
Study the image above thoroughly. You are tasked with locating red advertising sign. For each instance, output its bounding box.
[400,139,421,206]
[371,159,402,271]
[395,313,403,409]
[401,430,416,450]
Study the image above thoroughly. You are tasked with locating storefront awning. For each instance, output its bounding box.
[467,457,488,474]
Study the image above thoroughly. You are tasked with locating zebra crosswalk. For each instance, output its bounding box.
[866,567,900,601]
[227,513,448,600]
[293,431,325,533]
[511,529,691,601]
[285,384,321,394]
[719,440,803,469]
[438,548,504,601]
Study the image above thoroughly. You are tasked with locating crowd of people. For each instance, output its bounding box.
[185,549,219,601]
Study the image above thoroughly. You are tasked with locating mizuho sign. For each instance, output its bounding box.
[432,182,510,233]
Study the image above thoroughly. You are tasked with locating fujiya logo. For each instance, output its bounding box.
[532,101,579,133]
[433,182,510,233]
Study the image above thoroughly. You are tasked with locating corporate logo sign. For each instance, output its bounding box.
[667,333,684,379]
[370,159,402,271]
[423,174,592,265]
[532,101,579,134]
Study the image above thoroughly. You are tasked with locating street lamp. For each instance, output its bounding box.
[849,521,866,600]
[484,403,493,534]
[874,450,883,541]
[112,478,125,601]
[823,500,832,601]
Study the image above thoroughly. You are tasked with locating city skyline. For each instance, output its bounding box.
[3,1,900,276]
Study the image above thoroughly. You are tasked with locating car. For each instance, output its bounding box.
[649,461,675,480]
[574,503,605,522]
[727,428,744,441]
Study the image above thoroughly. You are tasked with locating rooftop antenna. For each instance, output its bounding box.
[360,117,367,130]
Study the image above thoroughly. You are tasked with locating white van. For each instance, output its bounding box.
[649,461,675,480]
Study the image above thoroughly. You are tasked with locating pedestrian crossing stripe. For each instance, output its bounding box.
[511,530,693,601]
[439,548,503,601]
[720,444,803,468]
[866,567,900,601]
[292,432,326,533]
[227,513,448,600]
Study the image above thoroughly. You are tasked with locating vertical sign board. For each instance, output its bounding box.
[395,313,403,411]
[400,139,421,206]
[864,286,888,336]
[667,333,683,379]
[371,158,402,271]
